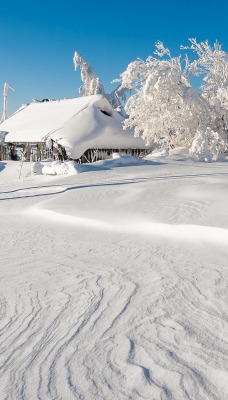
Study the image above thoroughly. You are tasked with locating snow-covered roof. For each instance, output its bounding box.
[0,95,149,159]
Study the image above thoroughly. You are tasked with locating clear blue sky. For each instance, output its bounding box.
[1,0,227,114]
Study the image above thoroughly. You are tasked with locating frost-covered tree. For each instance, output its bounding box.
[73,52,129,109]
[73,52,105,96]
[182,39,228,127]
[108,84,129,110]
[181,39,228,158]
[117,42,210,148]
[182,39,228,118]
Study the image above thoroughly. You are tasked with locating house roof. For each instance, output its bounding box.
[0,95,149,159]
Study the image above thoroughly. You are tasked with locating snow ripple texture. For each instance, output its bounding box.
[0,157,228,399]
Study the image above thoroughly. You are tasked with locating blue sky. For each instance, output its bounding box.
[0,0,227,114]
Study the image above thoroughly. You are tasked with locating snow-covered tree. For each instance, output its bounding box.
[182,39,228,110]
[73,52,129,109]
[108,84,129,110]
[117,42,210,148]
[181,39,228,158]
[73,52,105,96]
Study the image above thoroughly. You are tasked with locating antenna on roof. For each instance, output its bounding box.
[1,82,15,123]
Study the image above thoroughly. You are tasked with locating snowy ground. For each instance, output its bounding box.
[0,151,228,400]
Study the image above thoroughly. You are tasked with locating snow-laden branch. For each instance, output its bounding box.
[73,52,105,97]
[73,52,128,109]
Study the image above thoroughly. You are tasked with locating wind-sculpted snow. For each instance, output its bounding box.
[29,206,228,246]
[0,156,228,399]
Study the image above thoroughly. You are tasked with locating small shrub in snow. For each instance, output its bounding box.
[111,155,142,166]
[31,162,44,175]
[112,152,121,159]
[42,165,56,175]
[160,148,169,156]
[41,161,80,176]
[65,161,80,175]
[51,161,68,175]
[190,126,225,162]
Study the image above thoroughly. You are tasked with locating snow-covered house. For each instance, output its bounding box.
[0,95,151,162]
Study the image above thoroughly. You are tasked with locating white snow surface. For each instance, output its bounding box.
[0,149,228,399]
[0,95,148,159]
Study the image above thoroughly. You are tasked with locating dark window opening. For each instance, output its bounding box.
[100,109,111,117]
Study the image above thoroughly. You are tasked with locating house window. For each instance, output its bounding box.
[100,109,111,117]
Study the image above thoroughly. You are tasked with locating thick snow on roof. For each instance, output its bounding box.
[0,95,148,159]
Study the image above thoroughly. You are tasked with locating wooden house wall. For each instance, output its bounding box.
[0,142,151,163]
[76,148,151,163]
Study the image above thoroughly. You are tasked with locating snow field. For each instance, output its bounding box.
[0,153,228,399]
